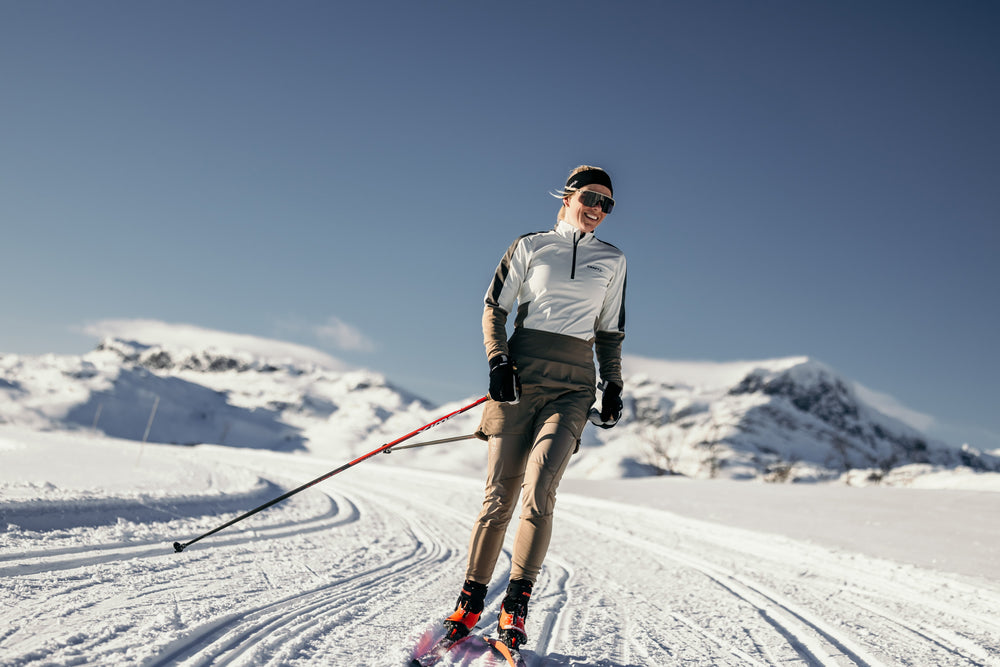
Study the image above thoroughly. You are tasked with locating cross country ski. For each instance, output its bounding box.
[409,632,526,667]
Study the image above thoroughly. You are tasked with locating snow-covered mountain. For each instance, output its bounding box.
[575,355,998,483]
[1,326,995,483]
[0,335,431,457]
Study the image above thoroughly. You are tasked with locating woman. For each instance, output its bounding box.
[442,165,627,651]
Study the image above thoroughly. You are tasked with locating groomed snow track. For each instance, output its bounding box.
[2,448,998,666]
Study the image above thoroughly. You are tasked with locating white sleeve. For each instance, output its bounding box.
[484,235,532,314]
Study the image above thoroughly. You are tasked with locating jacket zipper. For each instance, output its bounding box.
[571,233,579,279]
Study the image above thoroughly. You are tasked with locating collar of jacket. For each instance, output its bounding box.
[554,219,594,243]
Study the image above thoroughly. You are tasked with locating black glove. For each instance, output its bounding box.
[488,354,521,403]
[588,382,623,429]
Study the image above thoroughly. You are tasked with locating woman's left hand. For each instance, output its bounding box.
[589,382,623,429]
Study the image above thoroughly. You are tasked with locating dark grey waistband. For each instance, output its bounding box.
[509,328,594,368]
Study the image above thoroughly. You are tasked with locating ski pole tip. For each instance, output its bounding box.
[173,541,186,553]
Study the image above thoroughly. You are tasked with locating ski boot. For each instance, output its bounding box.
[442,580,487,641]
[497,579,532,651]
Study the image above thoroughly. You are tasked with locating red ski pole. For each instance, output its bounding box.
[173,395,488,553]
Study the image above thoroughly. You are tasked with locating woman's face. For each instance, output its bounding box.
[563,185,613,234]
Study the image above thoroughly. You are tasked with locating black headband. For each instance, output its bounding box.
[566,168,613,196]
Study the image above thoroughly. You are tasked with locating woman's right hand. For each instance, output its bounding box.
[488,354,521,403]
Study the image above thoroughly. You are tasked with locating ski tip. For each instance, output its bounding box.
[482,636,524,667]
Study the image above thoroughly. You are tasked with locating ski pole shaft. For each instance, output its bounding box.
[383,433,480,453]
[173,395,488,553]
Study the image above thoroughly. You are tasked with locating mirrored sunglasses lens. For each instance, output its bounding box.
[580,191,614,213]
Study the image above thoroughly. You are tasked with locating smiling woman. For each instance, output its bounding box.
[552,165,615,233]
[430,165,629,654]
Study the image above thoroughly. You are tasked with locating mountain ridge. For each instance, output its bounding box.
[1,328,996,483]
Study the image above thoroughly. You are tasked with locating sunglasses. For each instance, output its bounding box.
[577,190,615,214]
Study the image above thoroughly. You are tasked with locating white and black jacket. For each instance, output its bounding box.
[483,220,627,385]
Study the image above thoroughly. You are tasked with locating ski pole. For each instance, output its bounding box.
[172,395,488,553]
[383,433,480,453]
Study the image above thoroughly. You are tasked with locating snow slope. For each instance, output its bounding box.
[2,426,999,666]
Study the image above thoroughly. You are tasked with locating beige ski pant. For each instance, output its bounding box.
[467,329,596,585]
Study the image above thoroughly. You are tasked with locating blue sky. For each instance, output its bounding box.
[2,2,998,449]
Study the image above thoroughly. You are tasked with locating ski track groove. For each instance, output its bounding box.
[0,474,353,578]
[556,494,1000,667]
[558,507,884,667]
[661,609,768,667]
[531,557,572,659]
[145,480,462,667]
[1,472,362,666]
[845,597,992,667]
[840,578,1000,638]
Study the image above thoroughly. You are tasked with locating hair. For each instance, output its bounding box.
[552,165,610,220]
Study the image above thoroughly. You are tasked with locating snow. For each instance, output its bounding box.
[2,424,999,666]
[3,326,1000,665]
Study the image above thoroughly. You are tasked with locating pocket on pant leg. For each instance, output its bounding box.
[477,395,539,437]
